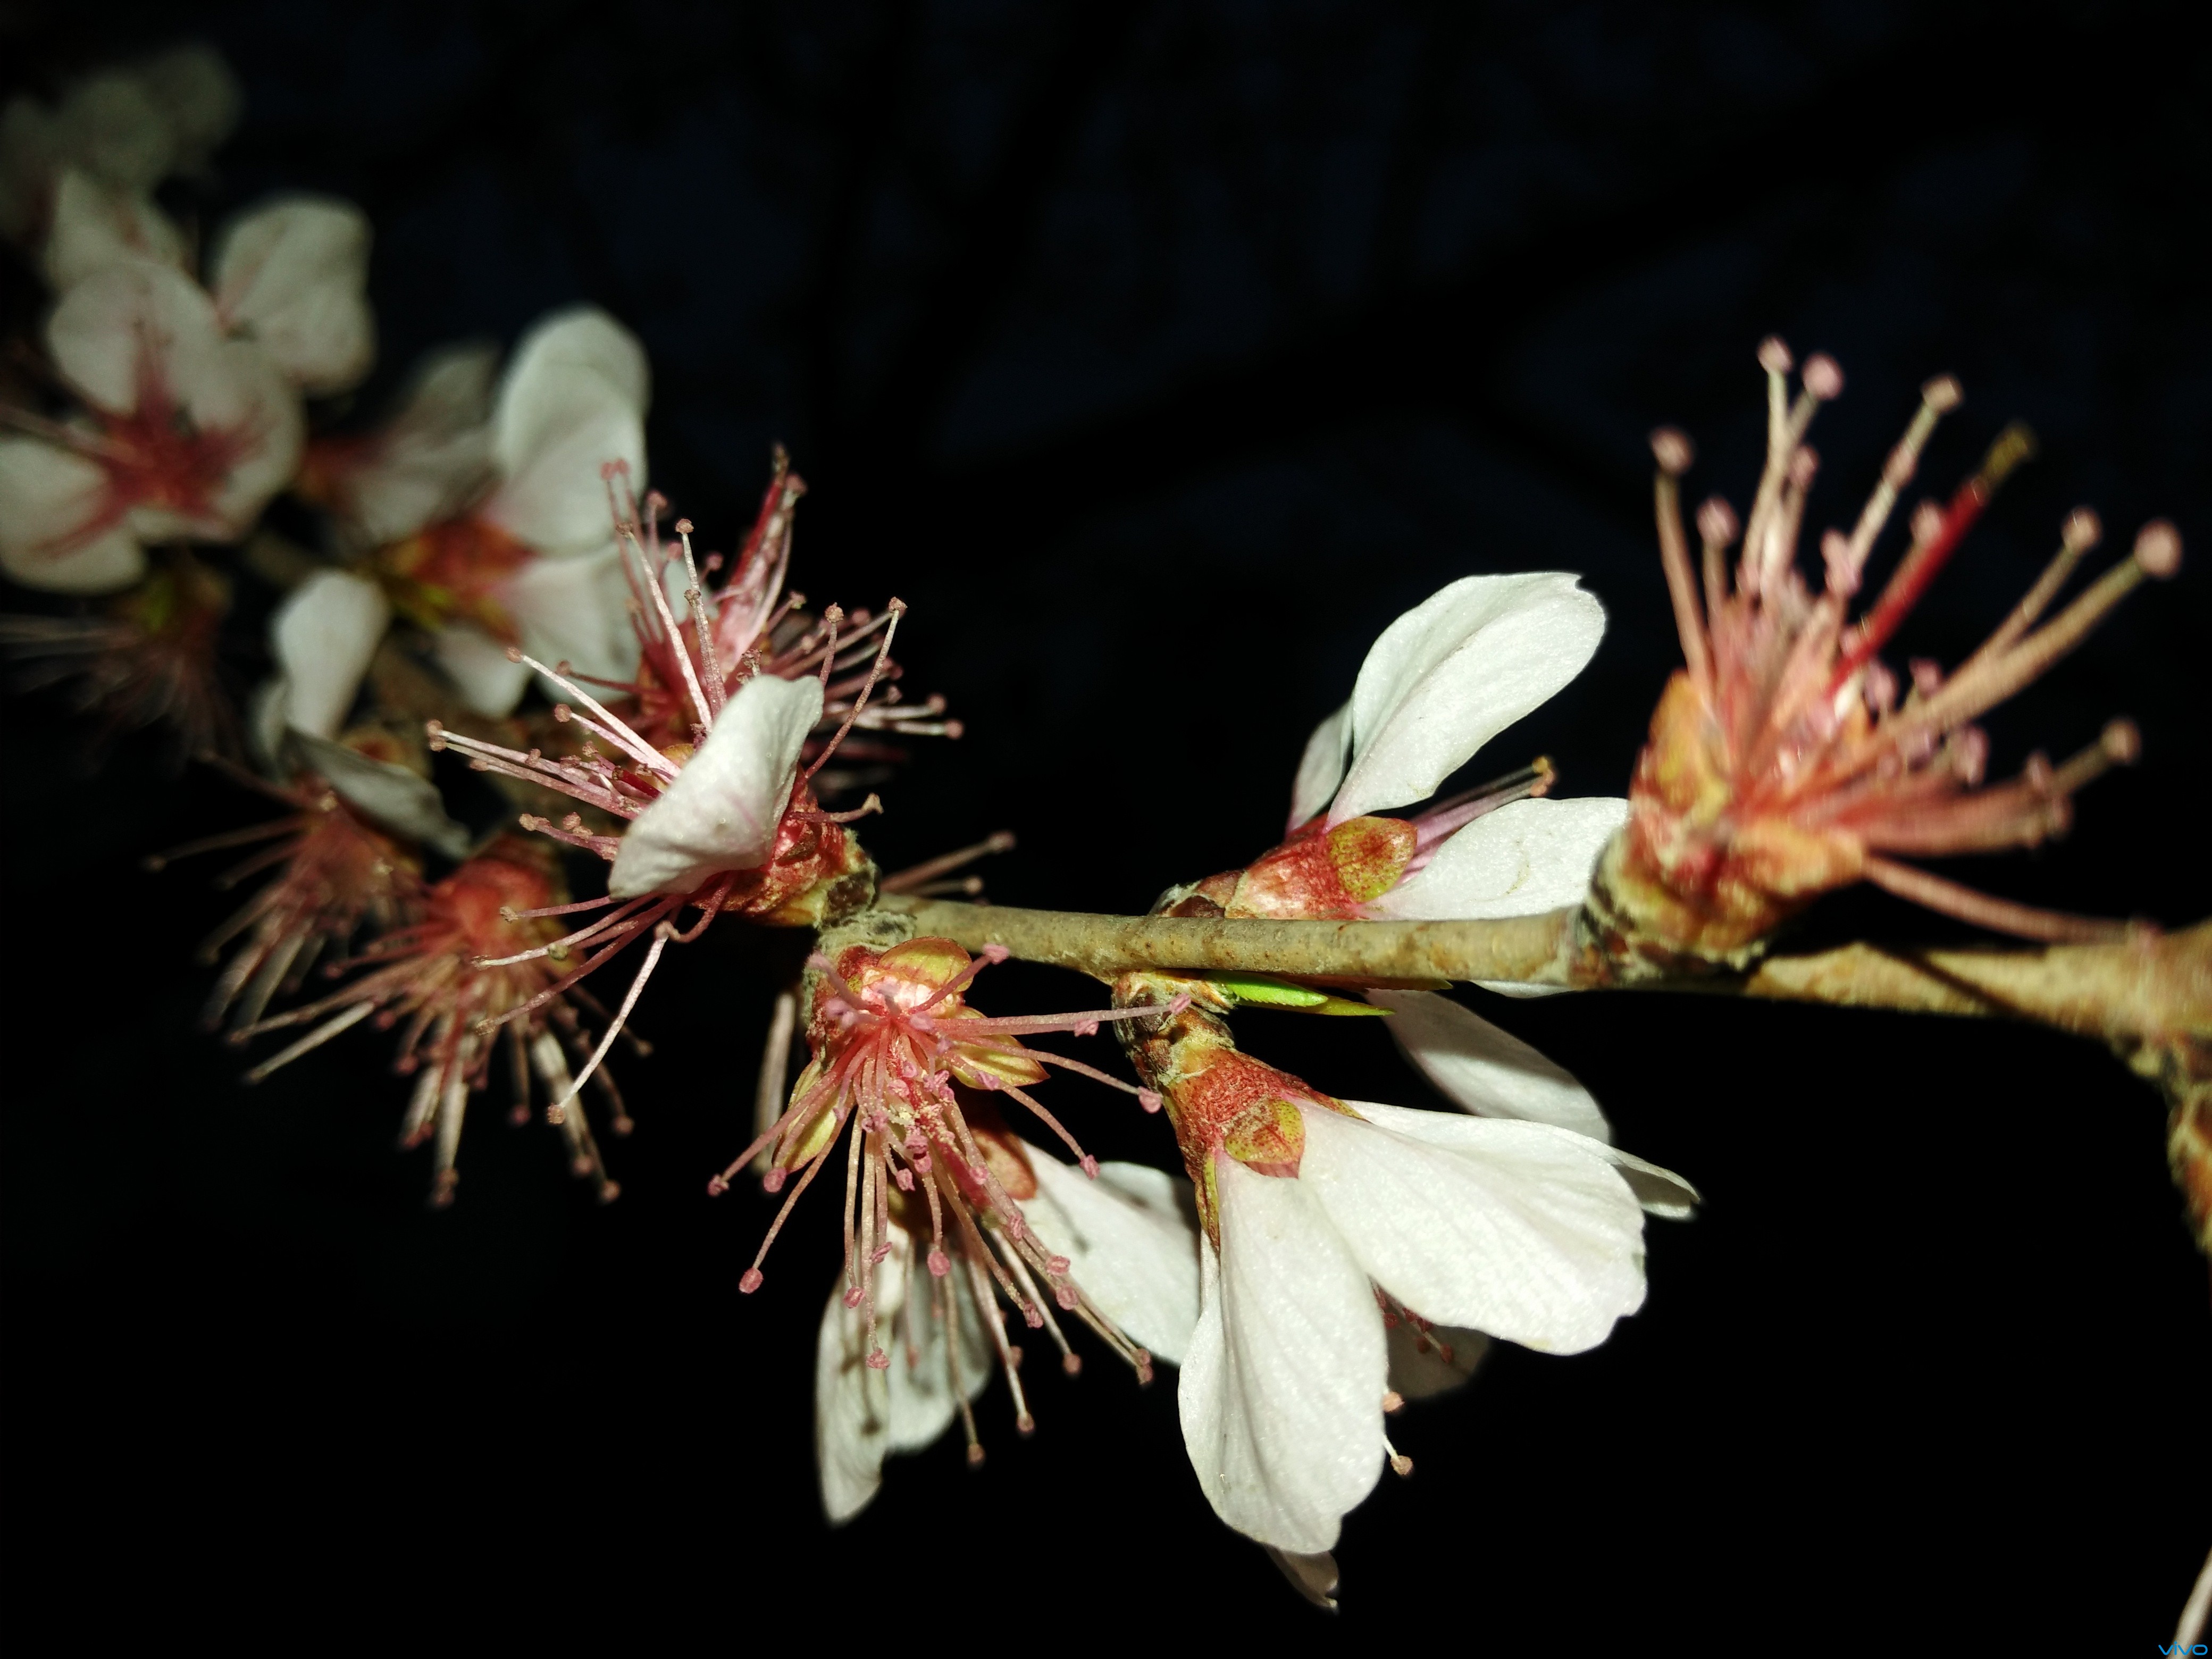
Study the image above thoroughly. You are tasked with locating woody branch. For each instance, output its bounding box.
[874,894,2212,1052]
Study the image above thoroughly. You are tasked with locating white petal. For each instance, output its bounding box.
[210,195,375,395]
[501,541,640,690]
[290,732,470,858]
[1178,1160,1385,1554]
[1371,795,1628,921]
[814,1237,906,1523]
[608,672,823,898]
[1331,573,1605,824]
[497,307,650,421]
[186,345,305,535]
[1286,700,1352,832]
[134,45,242,169]
[1025,1153,1202,1364]
[484,308,649,555]
[885,1256,992,1453]
[39,168,186,290]
[0,437,142,593]
[430,624,532,718]
[1591,1147,1702,1220]
[815,1226,1000,1523]
[270,571,388,740]
[45,258,223,414]
[51,71,169,193]
[337,343,498,544]
[1299,1103,1647,1355]
[1386,1319,1489,1401]
[1366,987,1611,1141]
[1264,1547,1340,1612]
[1352,1096,1698,1220]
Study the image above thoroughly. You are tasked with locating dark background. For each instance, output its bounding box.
[4,1,2209,1646]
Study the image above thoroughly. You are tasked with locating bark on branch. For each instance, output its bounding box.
[873,895,1574,985]
[876,894,2212,1052]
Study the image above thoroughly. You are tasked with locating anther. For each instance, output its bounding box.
[2134,520,2183,579]
[1758,336,1793,374]
[1381,1390,1405,1414]
[740,1268,764,1293]
[1649,428,1694,475]
[2101,718,2142,765]
[1697,497,1739,547]
[1802,354,1844,399]
[1062,1353,1082,1377]
[1922,374,1963,414]
[2062,508,2102,552]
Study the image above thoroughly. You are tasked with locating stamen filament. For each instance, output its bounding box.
[1860,855,2131,943]
[1650,429,1711,691]
[239,999,375,1083]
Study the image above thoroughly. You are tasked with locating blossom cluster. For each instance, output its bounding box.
[5,45,2198,1616]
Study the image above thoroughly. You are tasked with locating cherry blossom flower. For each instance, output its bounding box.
[1156,573,1631,1118]
[32,163,375,396]
[152,767,424,1033]
[309,309,649,716]
[422,505,928,1114]
[250,567,470,858]
[0,549,236,759]
[297,343,497,549]
[231,839,632,1206]
[0,45,239,248]
[0,261,303,593]
[1604,342,2181,964]
[705,938,1200,1501]
[1163,572,1622,930]
[1115,985,1694,1556]
[815,1111,1199,1520]
[719,937,1176,1305]
[601,457,961,780]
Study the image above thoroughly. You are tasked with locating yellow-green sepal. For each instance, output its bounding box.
[1197,971,1393,1017]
